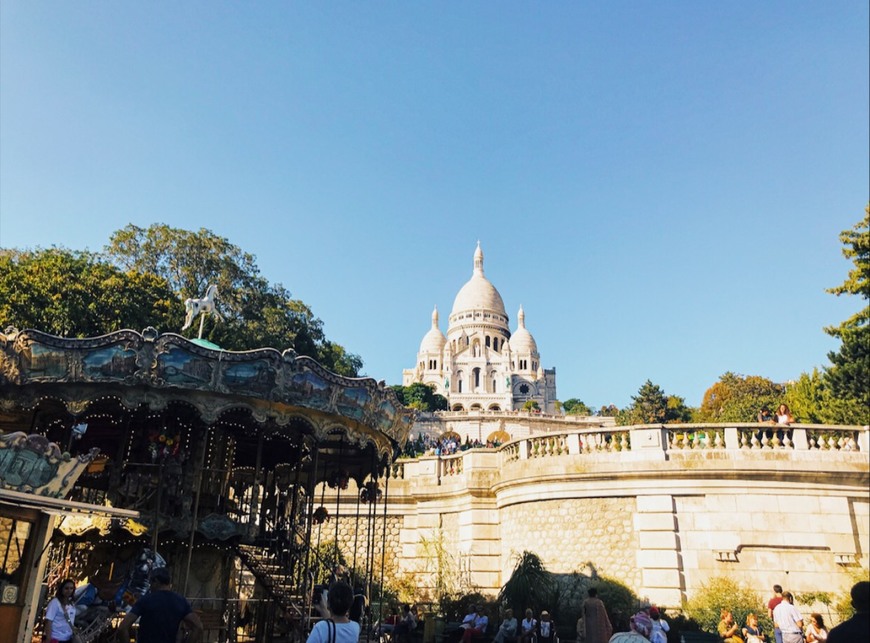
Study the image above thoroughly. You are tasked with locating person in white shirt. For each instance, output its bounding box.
[772,592,804,643]
[306,581,361,643]
[520,609,537,643]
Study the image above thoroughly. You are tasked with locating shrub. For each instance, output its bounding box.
[833,568,870,622]
[684,576,771,635]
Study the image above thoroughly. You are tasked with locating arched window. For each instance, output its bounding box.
[493,338,499,351]
[491,378,497,393]
[473,368,481,389]
[485,336,491,348]
[456,371,464,393]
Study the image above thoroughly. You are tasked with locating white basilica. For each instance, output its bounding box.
[403,243,558,413]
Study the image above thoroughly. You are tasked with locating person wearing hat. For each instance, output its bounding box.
[117,567,203,643]
[538,611,556,643]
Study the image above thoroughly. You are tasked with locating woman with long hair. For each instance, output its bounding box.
[44,578,77,643]
[804,613,828,642]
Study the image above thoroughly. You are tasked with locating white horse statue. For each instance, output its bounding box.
[182,284,224,335]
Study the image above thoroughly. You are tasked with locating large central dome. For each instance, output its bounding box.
[450,243,508,318]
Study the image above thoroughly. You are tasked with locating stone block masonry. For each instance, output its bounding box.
[317,423,869,609]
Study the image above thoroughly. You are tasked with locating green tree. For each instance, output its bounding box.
[104,223,362,374]
[783,369,832,424]
[625,380,666,424]
[522,400,540,411]
[666,394,695,423]
[562,398,592,416]
[596,405,619,417]
[822,207,869,423]
[697,372,785,422]
[389,383,449,412]
[0,248,178,336]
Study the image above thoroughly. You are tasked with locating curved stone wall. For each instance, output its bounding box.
[320,423,869,608]
[501,497,640,587]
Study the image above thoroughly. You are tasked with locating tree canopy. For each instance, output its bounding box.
[1,224,363,377]
[103,223,363,375]
[389,383,449,412]
[697,372,785,423]
[562,398,592,416]
[0,248,179,336]
[822,206,869,422]
[619,380,693,425]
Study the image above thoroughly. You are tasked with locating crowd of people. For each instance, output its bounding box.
[401,433,504,458]
[439,579,869,643]
[717,581,869,643]
[43,569,867,643]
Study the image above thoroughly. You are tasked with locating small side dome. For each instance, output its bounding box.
[419,306,447,354]
[509,306,538,354]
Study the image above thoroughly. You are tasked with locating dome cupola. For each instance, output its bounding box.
[449,242,509,329]
[509,306,538,354]
[419,306,447,354]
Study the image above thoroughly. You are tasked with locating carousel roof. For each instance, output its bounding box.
[0,327,414,460]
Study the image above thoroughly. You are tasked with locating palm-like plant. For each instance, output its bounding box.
[499,551,554,615]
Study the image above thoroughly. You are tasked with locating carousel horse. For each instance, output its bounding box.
[182,284,223,330]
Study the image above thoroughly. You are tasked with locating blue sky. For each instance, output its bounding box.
[1,1,867,409]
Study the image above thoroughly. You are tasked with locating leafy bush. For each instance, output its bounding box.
[663,612,702,643]
[593,577,640,633]
[684,576,771,635]
[833,568,870,622]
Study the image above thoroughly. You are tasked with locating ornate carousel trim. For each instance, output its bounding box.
[0,327,414,457]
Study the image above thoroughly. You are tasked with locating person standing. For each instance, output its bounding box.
[578,587,612,643]
[306,581,361,643]
[768,584,785,643]
[772,591,804,643]
[649,606,669,643]
[827,581,869,643]
[117,567,203,643]
[44,578,77,643]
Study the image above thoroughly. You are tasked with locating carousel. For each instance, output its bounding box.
[0,323,413,642]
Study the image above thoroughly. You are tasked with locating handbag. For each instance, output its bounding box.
[61,603,85,643]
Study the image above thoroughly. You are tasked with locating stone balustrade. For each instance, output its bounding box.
[391,423,868,478]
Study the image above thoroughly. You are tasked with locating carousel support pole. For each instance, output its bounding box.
[250,428,264,532]
[377,465,391,639]
[152,459,164,554]
[301,439,321,628]
[183,426,210,595]
[198,312,206,339]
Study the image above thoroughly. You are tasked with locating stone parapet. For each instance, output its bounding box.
[317,423,868,608]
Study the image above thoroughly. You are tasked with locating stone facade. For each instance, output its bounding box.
[320,423,869,609]
[501,497,640,588]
